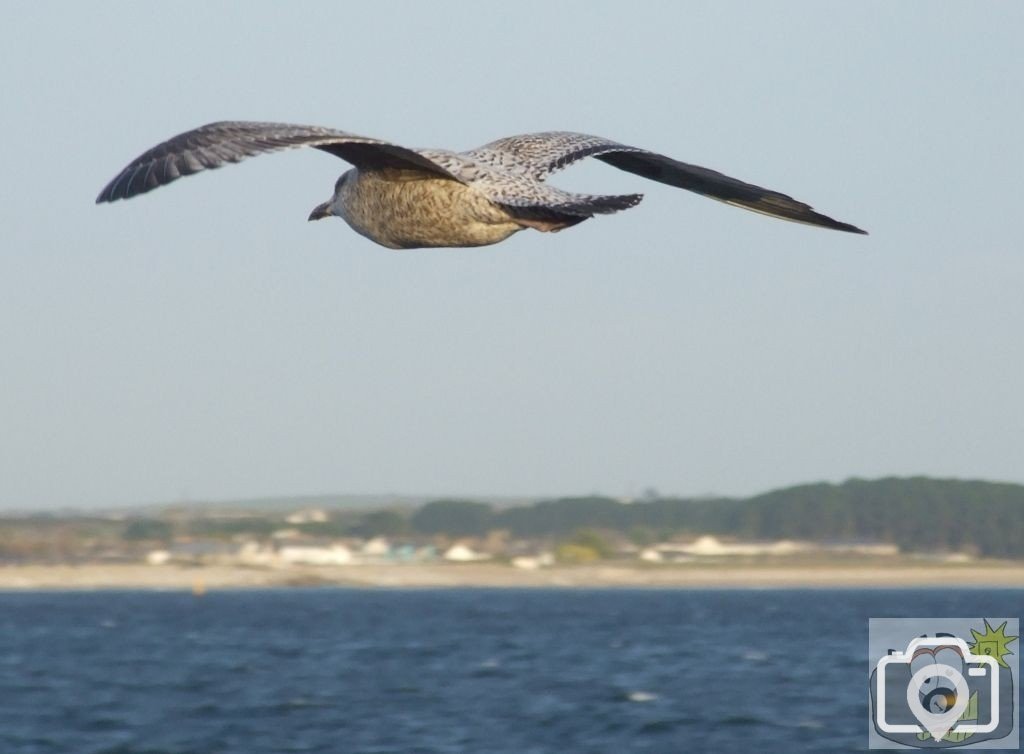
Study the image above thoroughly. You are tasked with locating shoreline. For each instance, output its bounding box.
[1,561,1023,590]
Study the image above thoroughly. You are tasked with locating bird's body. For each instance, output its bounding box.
[96,121,866,247]
[332,168,524,249]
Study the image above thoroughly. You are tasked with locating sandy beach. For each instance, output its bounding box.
[1,560,1022,590]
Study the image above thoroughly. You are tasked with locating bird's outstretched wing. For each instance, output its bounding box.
[413,148,642,219]
[466,132,867,234]
[95,121,461,203]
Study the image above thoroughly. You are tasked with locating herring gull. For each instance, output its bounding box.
[96,121,866,248]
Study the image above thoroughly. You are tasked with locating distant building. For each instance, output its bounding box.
[443,543,491,562]
[277,543,353,566]
[644,535,811,559]
[639,547,663,563]
[361,537,391,557]
[639,536,901,561]
[236,541,278,566]
[510,552,554,569]
[145,540,241,565]
[284,508,329,525]
[822,541,900,557]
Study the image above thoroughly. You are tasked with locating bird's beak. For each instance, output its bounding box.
[308,202,331,221]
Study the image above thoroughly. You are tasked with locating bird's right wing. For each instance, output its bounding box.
[467,132,867,234]
[95,121,462,203]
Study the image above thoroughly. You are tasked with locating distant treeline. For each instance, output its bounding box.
[410,477,1024,558]
[5,477,1024,562]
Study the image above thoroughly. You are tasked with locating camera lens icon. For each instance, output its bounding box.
[911,645,968,715]
[875,637,1000,742]
[906,660,970,742]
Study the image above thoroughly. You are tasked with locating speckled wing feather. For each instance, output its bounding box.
[482,178,642,217]
[466,132,867,234]
[412,148,642,217]
[465,132,643,179]
[95,121,461,203]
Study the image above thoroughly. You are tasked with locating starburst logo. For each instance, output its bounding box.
[969,619,1017,670]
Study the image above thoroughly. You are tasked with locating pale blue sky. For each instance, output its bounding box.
[2,2,1022,509]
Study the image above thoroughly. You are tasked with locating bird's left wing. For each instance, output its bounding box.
[96,121,462,203]
[466,132,867,234]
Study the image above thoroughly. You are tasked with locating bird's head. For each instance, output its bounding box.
[308,170,354,221]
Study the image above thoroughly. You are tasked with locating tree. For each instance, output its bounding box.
[411,500,494,537]
[351,510,409,538]
[122,519,173,542]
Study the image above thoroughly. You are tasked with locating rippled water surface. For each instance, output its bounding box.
[1,588,1019,753]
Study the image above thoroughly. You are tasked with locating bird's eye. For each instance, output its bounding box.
[334,174,348,192]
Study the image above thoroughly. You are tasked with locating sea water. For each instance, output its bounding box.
[1,588,1020,753]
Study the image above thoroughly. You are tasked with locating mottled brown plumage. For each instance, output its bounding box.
[325,169,525,249]
[96,121,866,248]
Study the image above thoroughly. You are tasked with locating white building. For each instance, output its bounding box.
[284,508,329,525]
[277,543,353,566]
[361,537,391,557]
[648,535,811,558]
[443,543,491,562]
[510,552,555,569]
[638,547,663,563]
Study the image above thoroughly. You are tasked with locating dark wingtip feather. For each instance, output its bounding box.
[795,206,867,235]
[724,195,868,236]
[803,212,868,235]
[95,172,126,203]
[596,151,867,235]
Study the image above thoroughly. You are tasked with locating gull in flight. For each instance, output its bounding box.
[96,121,866,248]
